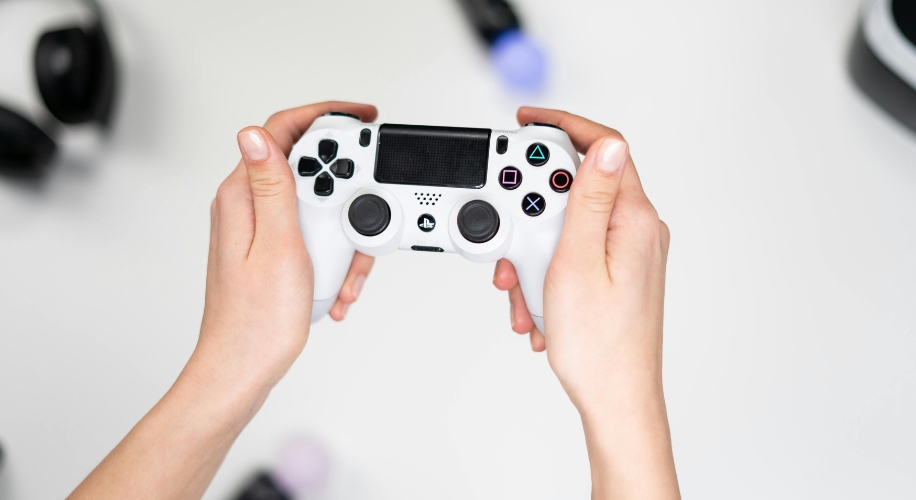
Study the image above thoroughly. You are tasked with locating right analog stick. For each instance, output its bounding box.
[348,194,391,237]
[457,200,500,243]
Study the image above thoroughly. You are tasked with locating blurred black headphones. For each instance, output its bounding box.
[0,0,116,175]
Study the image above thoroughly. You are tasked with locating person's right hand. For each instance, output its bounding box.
[493,107,679,499]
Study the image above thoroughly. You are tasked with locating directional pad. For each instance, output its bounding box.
[297,157,321,176]
[330,159,354,179]
[318,139,338,164]
[314,172,334,196]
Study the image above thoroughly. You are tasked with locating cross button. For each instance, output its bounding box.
[522,193,545,217]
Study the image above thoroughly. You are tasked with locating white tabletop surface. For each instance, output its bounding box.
[2,0,916,498]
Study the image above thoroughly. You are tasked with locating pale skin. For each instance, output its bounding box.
[68,102,679,500]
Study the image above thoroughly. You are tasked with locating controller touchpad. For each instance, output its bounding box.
[374,124,490,189]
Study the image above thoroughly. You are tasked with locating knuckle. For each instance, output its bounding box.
[215,183,233,204]
[634,218,661,244]
[659,220,671,250]
[264,111,287,128]
[625,203,663,241]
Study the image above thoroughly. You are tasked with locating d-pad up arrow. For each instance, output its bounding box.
[529,145,546,160]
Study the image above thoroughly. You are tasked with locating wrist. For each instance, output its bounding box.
[575,375,678,500]
[565,350,664,418]
[175,347,274,431]
[577,380,668,441]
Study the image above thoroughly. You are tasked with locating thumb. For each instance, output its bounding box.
[237,126,300,249]
[561,136,629,262]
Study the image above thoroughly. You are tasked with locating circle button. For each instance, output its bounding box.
[348,194,391,236]
[550,169,572,193]
[417,214,436,232]
[522,193,545,217]
[499,167,522,190]
[457,200,500,243]
[526,143,550,166]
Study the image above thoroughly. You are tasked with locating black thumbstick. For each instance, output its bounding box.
[348,194,391,236]
[457,200,500,243]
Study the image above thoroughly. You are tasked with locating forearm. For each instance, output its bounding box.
[580,365,679,500]
[68,350,270,500]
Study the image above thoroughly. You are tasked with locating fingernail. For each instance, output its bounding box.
[510,304,515,329]
[238,129,269,162]
[595,138,627,174]
[341,302,350,317]
[352,275,366,299]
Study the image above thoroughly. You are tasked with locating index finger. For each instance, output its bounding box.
[263,101,379,156]
[517,106,647,200]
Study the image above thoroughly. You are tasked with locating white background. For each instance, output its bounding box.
[2,0,916,498]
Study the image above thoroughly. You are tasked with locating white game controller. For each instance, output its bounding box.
[289,113,580,332]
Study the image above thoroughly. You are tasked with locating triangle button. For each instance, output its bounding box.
[526,143,550,166]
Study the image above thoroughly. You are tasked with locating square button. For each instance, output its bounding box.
[499,167,522,190]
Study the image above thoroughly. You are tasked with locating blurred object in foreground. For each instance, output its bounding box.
[849,0,916,133]
[233,436,331,500]
[0,0,117,178]
[456,0,547,93]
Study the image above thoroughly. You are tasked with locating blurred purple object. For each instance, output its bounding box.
[490,29,547,92]
[272,436,331,497]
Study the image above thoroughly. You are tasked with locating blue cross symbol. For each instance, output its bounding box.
[526,196,542,211]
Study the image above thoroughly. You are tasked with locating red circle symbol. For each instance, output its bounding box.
[550,170,572,192]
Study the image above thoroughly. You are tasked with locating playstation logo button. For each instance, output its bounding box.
[417,214,436,232]
[526,143,549,166]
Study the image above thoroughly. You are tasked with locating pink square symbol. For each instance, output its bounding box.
[502,169,519,185]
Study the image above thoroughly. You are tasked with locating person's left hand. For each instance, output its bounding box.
[192,102,378,391]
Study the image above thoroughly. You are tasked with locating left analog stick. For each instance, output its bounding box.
[348,194,391,237]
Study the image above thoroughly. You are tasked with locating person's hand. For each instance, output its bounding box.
[192,102,378,392]
[494,106,669,403]
[69,102,380,500]
[493,107,679,499]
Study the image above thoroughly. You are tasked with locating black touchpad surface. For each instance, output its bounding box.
[375,124,490,189]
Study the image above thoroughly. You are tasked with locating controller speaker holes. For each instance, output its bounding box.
[414,192,441,206]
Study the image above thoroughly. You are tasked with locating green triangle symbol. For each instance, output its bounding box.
[529,145,546,160]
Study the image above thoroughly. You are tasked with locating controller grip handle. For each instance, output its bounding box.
[504,211,565,335]
[298,201,355,323]
[511,257,548,333]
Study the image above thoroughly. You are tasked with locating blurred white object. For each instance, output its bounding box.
[273,436,332,497]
